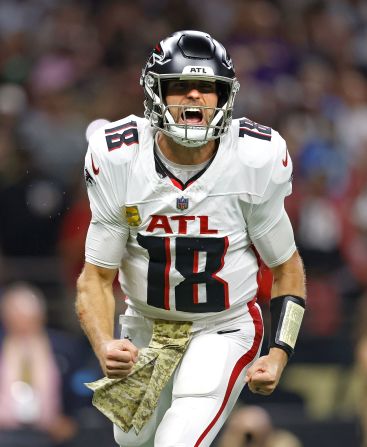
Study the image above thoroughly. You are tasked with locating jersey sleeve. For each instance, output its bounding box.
[84,135,129,269]
[247,132,296,265]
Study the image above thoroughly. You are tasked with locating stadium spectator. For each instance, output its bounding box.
[216,405,302,447]
[0,282,77,447]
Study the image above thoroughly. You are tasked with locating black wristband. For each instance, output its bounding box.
[269,295,305,358]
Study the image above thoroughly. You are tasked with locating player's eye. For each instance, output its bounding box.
[198,82,216,93]
[166,81,187,94]
[165,80,216,95]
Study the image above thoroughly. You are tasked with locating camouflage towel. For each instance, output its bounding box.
[85,319,192,434]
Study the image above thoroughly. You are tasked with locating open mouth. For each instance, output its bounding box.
[180,107,204,125]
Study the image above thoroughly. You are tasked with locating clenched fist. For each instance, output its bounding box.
[245,348,288,395]
[100,339,139,378]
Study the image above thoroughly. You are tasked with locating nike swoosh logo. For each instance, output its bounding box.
[91,154,100,175]
[282,149,288,167]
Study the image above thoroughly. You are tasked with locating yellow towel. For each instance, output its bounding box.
[85,319,192,434]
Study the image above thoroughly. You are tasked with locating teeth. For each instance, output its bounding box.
[184,107,202,113]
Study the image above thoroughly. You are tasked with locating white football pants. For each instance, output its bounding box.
[114,301,263,447]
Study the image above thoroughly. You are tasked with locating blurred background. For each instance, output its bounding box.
[1,0,367,446]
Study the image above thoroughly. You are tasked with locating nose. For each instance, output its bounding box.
[186,87,201,99]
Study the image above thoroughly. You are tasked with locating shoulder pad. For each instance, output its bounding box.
[235,117,275,169]
[88,115,145,166]
[232,118,292,203]
[238,117,273,142]
[85,115,146,198]
[270,131,292,186]
[262,130,293,202]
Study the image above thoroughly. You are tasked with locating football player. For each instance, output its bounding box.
[76,30,306,447]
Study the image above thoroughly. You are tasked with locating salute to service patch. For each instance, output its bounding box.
[125,206,142,226]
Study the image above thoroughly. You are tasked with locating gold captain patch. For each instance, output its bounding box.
[125,206,141,226]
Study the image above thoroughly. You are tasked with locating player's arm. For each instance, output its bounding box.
[245,245,305,395]
[76,138,137,378]
[245,249,305,395]
[245,246,305,394]
[271,246,306,366]
[76,262,138,378]
[245,135,306,395]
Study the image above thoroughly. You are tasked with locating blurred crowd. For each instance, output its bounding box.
[1,0,367,445]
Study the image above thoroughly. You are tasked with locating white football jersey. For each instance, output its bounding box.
[84,115,294,322]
